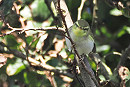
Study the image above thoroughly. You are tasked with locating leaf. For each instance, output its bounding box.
[110,8,122,16]
[30,37,40,48]
[101,26,111,38]
[117,26,130,38]
[31,0,50,22]
[0,0,15,16]
[20,6,32,19]
[6,58,26,76]
[23,71,50,87]
[26,36,33,44]
[47,58,68,69]
[5,35,19,49]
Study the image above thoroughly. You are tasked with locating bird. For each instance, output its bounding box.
[66,19,95,56]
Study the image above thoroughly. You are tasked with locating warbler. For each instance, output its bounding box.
[66,19,95,56]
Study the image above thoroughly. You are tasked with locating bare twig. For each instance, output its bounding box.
[91,0,98,33]
[0,24,64,37]
[53,0,73,28]
[28,57,74,78]
[77,0,86,20]
[46,72,57,87]
[13,3,26,28]
[0,41,74,78]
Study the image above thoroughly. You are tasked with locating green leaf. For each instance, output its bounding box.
[26,36,33,44]
[101,26,111,38]
[30,37,40,48]
[5,35,19,49]
[0,21,3,28]
[26,36,40,48]
[31,0,50,22]
[95,29,100,36]
[117,26,130,38]
[117,29,126,37]
[47,58,68,69]
[0,0,15,15]
[6,58,26,76]
[23,71,50,87]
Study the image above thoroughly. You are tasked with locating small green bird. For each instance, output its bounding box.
[66,19,95,56]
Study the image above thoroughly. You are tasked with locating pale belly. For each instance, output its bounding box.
[66,34,94,55]
[75,37,94,55]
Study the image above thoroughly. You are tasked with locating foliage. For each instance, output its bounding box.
[0,0,130,87]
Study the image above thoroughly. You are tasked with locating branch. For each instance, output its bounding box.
[0,23,65,37]
[111,44,130,86]
[52,0,99,87]
[0,42,74,78]
[52,0,73,28]
[0,42,26,59]
[77,0,86,20]
[28,57,74,78]
[91,0,98,34]
[117,44,130,70]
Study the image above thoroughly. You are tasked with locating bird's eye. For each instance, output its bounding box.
[83,27,89,31]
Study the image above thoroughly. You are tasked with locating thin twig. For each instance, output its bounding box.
[0,24,64,37]
[13,3,26,28]
[91,0,98,34]
[77,0,86,20]
[0,42,74,78]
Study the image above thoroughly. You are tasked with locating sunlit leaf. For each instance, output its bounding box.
[110,8,122,16]
[20,6,32,19]
[95,29,100,35]
[99,75,106,81]
[126,26,130,34]
[97,45,110,53]
[6,58,26,76]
